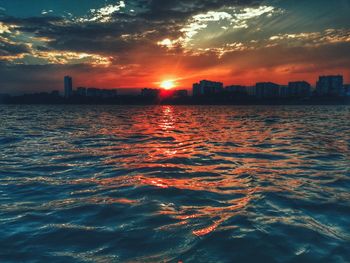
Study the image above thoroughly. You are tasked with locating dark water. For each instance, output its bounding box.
[0,105,350,262]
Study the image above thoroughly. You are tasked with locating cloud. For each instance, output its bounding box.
[2,50,112,66]
[41,10,53,15]
[0,36,31,56]
[269,29,350,47]
[76,1,126,23]
[177,5,279,48]
[0,0,350,93]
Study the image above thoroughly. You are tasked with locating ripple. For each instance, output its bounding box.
[0,105,350,262]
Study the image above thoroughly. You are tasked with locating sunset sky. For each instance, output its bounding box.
[1,0,350,94]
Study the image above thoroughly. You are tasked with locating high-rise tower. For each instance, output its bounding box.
[64,76,73,98]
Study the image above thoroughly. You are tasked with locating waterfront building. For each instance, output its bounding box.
[173,89,188,98]
[86,88,117,98]
[100,89,118,98]
[316,75,344,96]
[280,81,311,98]
[141,88,160,97]
[193,80,224,96]
[86,88,99,97]
[76,87,87,96]
[193,83,201,97]
[255,82,280,98]
[246,86,256,96]
[225,85,247,95]
[288,81,311,97]
[344,84,350,96]
[64,76,73,98]
[279,85,289,98]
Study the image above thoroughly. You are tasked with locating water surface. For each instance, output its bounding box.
[0,105,350,262]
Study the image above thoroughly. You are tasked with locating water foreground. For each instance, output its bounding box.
[0,105,349,262]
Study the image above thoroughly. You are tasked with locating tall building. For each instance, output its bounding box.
[284,81,311,98]
[316,75,344,96]
[193,80,224,96]
[343,84,350,96]
[64,76,73,98]
[255,82,280,98]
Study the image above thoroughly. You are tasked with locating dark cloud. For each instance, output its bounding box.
[0,39,30,56]
[0,0,264,52]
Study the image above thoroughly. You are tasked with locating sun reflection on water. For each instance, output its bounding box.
[88,106,335,236]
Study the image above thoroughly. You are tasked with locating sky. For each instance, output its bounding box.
[1,0,350,94]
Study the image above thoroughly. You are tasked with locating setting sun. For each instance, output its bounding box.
[160,80,175,90]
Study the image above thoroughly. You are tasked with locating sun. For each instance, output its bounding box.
[160,80,175,90]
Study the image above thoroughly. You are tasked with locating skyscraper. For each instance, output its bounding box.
[64,76,73,98]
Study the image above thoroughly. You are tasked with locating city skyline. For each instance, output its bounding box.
[76,74,348,98]
[1,0,350,94]
[2,72,350,97]
[2,74,349,102]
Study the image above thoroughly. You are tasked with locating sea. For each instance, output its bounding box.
[0,105,349,262]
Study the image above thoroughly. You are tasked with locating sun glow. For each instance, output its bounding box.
[160,80,175,90]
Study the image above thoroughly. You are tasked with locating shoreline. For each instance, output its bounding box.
[1,97,350,106]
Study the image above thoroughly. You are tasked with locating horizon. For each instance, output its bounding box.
[1,0,350,94]
[2,73,350,96]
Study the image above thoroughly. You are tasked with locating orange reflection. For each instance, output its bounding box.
[75,106,327,236]
[159,196,251,236]
[159,106,175,130]
[74,173,254,236]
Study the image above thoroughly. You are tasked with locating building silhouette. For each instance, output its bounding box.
[282,81,311,98]
[193,80,224,96]
[225,85,247,95]
[100,89,117,98]
[256,82,280,98]
[245,86,257,97]
[316,75,344,96]
[64,76,73,98]
[141,88,160,97]
[85,88,117,98]
[173,89,188,98]
[344,84,350,96]
[76,87,87,96]
[289,81,311,97]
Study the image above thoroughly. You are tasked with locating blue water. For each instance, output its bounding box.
[0,105,350,262]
